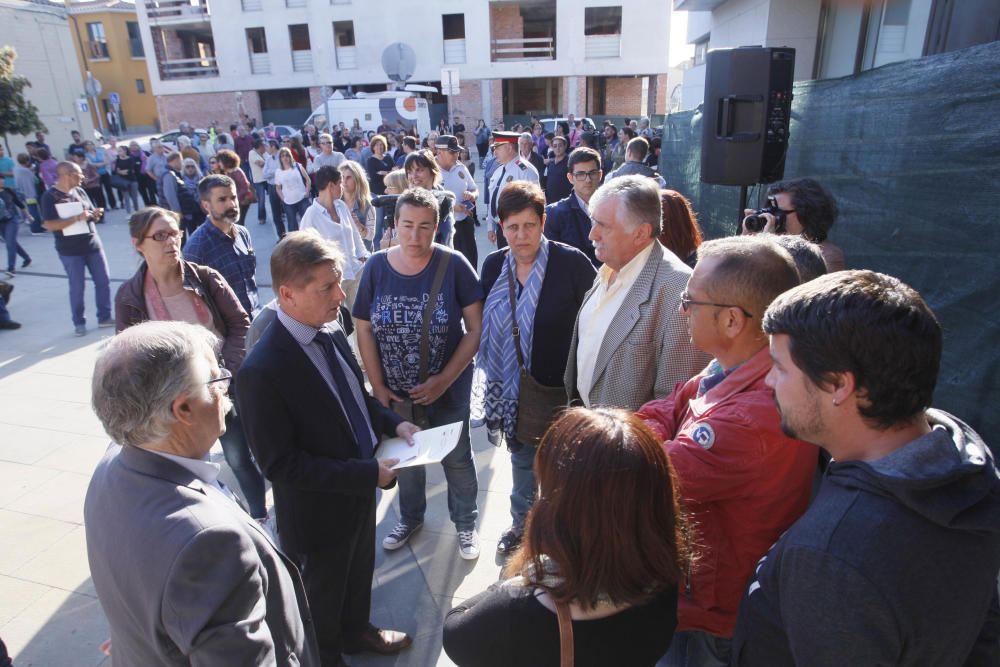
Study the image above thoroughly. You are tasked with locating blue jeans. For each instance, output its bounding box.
[510,440,537,530]
[58,249,111,326]
[254,182,268,222]
[282,197,310,233]
[1,219,30,272]
[27,203,44,234]
[397,401,478,531]
[219,408,267,519]
[658,631,732,667]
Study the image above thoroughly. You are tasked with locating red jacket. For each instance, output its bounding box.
[637,346,816,637]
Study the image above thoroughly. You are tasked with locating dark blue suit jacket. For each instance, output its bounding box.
[480,241,596,388]
[544,194,599,267]
[237,318,402,554]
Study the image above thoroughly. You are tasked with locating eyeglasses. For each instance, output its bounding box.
[206,367,232,393]
[572,169,602,181]
[320,141,331,145]
[144,229,181,243]
[679,290,753,318]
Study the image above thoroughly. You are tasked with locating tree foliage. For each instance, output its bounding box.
[0,46,48,140]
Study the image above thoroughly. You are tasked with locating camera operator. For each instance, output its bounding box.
[742,178,845,272]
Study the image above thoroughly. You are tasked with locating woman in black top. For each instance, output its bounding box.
[365,135,394,196]
[474,182,595,553]
[443,407,690,666]
[113,145,141,214]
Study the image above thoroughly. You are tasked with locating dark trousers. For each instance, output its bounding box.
[99,172,118,208]
[268,183,286,238]
[453,217,478,269]
[85,185,105,209]
[292,497,375,663]
[138,173,158,205]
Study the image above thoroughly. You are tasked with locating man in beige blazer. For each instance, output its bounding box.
[565,175,708,411]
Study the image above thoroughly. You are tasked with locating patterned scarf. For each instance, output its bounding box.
[143,264,212,328]
[472,238,550,442]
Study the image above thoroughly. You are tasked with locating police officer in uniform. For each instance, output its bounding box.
[435,135,479,267]
[485,131,539,249]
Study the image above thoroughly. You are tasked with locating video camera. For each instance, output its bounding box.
[371,194,400,228]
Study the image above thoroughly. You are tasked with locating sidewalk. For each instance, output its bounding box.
[0,196,513,666]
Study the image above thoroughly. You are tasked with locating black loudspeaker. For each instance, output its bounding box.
[700,46,795,186]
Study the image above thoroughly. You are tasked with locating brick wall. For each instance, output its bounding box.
[604,77,643,116]
[490,4,524,61]
[156,91,262,131]
[489,79,504,127]
[560,76,587,116]
[655,74,668,114]
[448,79,483,147]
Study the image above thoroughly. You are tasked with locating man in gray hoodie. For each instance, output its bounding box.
[731,270,1000,666]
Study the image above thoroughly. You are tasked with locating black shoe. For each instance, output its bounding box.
[0,281,12,304]
[496,527,522,554]
[21,258,31,269]
[0,320,21,330]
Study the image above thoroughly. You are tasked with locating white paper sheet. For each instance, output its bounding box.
[376,421,463,470]
[60,219,92,236]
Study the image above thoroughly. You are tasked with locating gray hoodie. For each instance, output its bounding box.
[732,409,1000,666]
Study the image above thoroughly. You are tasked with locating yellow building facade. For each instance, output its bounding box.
[67,0,158,134]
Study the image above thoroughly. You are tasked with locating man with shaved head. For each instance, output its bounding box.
[40,160,113,336]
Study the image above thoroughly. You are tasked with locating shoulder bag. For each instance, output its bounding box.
[392,250,451,428]
[507,258,568,445]
[556,600,574,667]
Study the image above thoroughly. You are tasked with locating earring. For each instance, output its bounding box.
[832,399,840,407]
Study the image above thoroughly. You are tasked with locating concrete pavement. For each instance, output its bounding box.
[0,192,514,666]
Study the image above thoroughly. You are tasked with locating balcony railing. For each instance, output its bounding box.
[145,0,210,25]
[443,38,466,64]
[241,0,262,10]
[160,56,218,79]
[491,37,555,61]
[292,49,313,72]
[286,0,306,7]
[585,34,621,59]
[250,52,271,74]
[88,41,110,59]
[336,45,356,69]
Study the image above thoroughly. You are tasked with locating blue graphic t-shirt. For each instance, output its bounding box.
[353,245,484,406]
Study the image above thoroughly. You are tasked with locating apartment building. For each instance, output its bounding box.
[133,0,676,130]
[674,0,999,110]
[66,0,158,133]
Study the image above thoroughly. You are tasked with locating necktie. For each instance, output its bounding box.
[490,165,508,219]
[314,331,375,458]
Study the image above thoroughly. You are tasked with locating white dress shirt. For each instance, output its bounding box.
[299,199,369,280]
[575,241,655,406]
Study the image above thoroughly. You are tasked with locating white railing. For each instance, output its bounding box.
[160,56,218,78]
[443,38,466,64]
[292,49,313,72]
[585,34,621,58]
[491,37,555,61]
[241,0,261,10]
[145,0,210,24]
[336,45,356,69]
[286,0,306,7]
[250,52,270,74]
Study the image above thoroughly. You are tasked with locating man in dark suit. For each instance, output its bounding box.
[238,230,417,667]
[85,320,319,665]
[544,147,603,267]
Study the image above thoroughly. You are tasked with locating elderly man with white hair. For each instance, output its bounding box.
[564,175,708,411]
[84,320,319,666]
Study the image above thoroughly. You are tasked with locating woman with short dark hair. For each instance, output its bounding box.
[215,149,253,226]
[443,407,689,666]
[473,181,595,553]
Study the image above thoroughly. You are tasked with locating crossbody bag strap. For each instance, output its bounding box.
[555,600,574,667]
[503,251,527,372]
[418,249,451,383]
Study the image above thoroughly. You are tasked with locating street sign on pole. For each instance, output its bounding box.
[83,73,102,98]
[108,91,120,107]
[441,67,460,96]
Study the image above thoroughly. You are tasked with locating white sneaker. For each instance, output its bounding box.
[383,521,422,551]
[458,529,480,560]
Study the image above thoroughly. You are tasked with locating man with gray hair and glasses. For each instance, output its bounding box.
[565,175,708,411]
[84,321,319,665]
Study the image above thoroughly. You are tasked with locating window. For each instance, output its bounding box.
[136,78,146,94]
[693,37,709,66]
[289,24,311,51]
[333,20,355,47]
[246,27,268,54]
[87,22,109,59]
[584,6,622,36]
[126,21,145,58]
[443,13,465,40]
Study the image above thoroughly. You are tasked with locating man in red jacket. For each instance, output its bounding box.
[637,236,817,667]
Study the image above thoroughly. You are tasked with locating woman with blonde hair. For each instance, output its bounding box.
[338,160,376,251]
[274,146,311,232]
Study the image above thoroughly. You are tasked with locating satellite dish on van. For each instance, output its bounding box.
[381,43,417,83]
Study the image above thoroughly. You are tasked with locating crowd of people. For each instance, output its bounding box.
[2,113,998,667]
